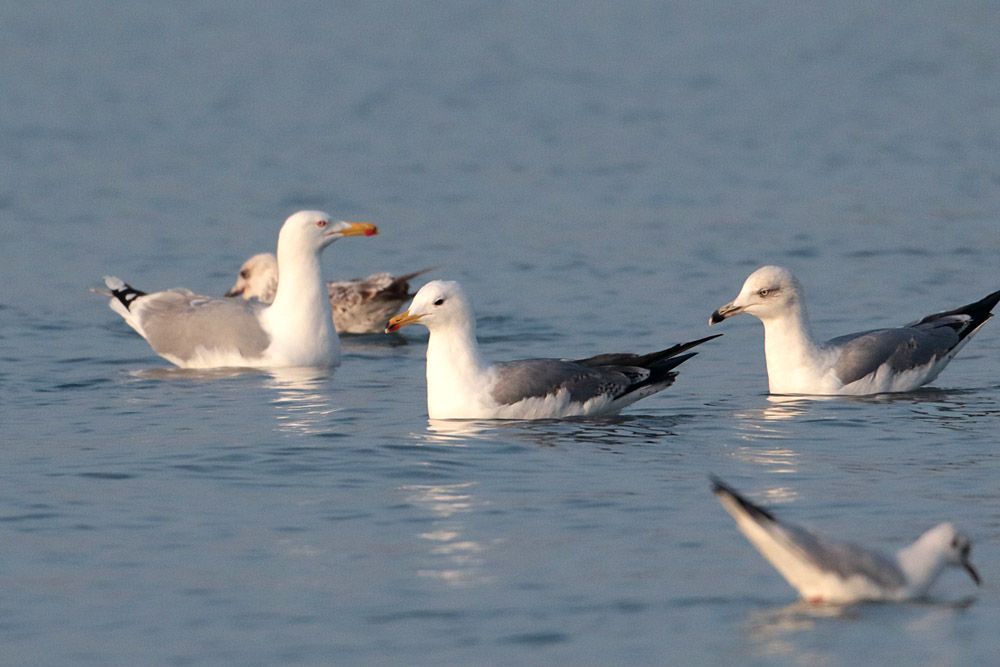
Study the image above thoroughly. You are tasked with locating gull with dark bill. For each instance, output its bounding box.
[225,253,432,334]
[386,280,720,419]
[711,477,980,604]
[709,265,1000,395]
[95,210,377,369]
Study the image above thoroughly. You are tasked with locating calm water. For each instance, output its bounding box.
[2,2,1000,665]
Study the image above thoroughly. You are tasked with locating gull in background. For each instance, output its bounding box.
[226,252,432,334]
[386,280,720,419]
[95,210,377,369]
[709,265,1000,395]
[711,476,980,604]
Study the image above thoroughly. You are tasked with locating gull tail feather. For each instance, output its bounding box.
[908,288,1000,341]
[100,276,147,312]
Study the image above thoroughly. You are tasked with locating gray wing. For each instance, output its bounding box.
[328,267,432,307]
[327,273,396,307]
[774,522,906,589]
[327,273,412,333]
[490,358,647,406]
[136,289,271,362]
[828,327,959,386]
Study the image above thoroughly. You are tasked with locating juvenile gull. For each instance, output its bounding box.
[225,252,432,334]
[709,266,1000,395]
[96,210,377,369]
[385,280,720,419]
[711,477,980,604]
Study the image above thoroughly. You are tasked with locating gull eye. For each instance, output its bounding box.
[240,269,249,279]
[951,537,959,548]
[758,288,770,297]
[433,298,445,306]
[316,219,328,228]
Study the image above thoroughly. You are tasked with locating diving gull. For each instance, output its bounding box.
[711,477,980,603]
[709,266,1000,395]
[225,252,432,334]
[385,280,721,419]
[96,210,377,369]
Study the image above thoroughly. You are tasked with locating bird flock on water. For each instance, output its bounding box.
[94,209,999,604]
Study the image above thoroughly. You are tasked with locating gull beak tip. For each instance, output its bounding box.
[966,562,982,586]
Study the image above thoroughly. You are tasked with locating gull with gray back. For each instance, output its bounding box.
[95,210,377,369]
[386,280,720,419]
[709,265,999,395]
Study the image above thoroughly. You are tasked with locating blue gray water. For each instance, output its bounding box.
[2,2,999,665]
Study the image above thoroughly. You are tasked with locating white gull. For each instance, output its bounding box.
[709,265,1000,395]
[712,477,980,604]
[225,252,432,334]
[96,210,377,369]
[385,280,720,419]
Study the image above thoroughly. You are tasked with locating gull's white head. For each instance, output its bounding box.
[921,523,980,587]
[226,253,279,302]
[277,210,378,256]
[710,265,804,325]
[385,280,474,334]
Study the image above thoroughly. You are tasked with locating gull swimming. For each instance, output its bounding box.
[96,210,377,369]
[709,265,1000,395]
[385,280,721,419]
[711,477,980,604]
[225,252,432,334]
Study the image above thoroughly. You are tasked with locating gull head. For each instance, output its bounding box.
[710,265,803,325]
[928,523,981,586]
[386,280,473,334]
[277,210,378,255]
[226,253,278,301]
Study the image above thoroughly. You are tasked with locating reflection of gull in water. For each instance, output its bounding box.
[743,600,857,661]
[425,419,496,442]
[732,399,809,449]
[426,415,684,450]
[730,445,799,475]
[402,482,493,587]
[266,367,341,436]
[744,597,977,661]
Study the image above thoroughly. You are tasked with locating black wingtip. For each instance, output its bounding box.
[103,276,147,311]
[677,332,724,353]
[645,333,724,366]
[709,475,777,523]
[911,287,1000,331]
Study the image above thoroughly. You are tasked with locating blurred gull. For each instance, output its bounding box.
[709,266,1000,395]
[226,252,432,334]
[386,280,720,419]
[711,477,980,604]
[95,210,377,369]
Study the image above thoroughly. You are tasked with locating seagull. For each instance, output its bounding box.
[711,477,980,604]
[225,252,432,334]
[385,280,721,419]
[709,266,1000,395]
[95,210,377,369]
